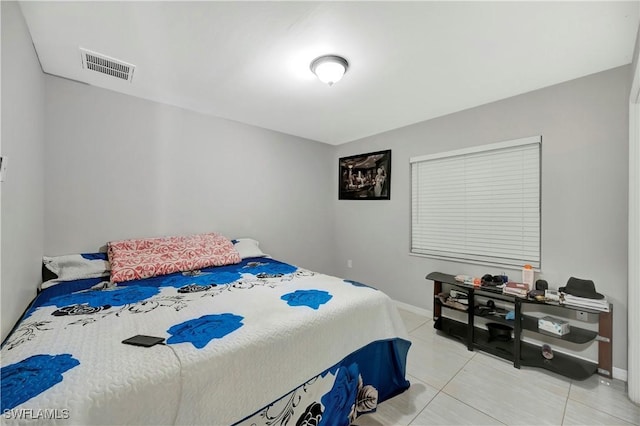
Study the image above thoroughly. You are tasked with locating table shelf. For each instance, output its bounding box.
[521,314,598,344]
[427,271,612,380]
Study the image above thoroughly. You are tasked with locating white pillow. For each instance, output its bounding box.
[232,238,267,259]
[42,253,111,289]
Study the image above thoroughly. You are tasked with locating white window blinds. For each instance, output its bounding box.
[410,136,541,268]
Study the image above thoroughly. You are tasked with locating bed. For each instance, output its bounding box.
[1,233,411,425]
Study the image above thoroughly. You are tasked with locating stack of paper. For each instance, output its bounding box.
[562,294,610,312]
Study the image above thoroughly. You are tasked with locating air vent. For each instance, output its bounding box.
[80,48,135,82]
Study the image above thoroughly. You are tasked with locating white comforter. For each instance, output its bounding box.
[1,258,408,425]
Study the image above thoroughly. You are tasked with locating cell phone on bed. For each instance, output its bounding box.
[122,335,165,347]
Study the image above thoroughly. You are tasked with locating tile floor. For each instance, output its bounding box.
[356,309,640,426]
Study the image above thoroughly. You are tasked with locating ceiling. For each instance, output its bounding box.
[19,1,639,145]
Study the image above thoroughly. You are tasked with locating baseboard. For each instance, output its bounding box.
[613,367,627,382]
[394,300,432,318]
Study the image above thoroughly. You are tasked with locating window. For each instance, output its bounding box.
[410,136,541,268]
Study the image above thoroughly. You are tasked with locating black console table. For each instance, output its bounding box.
[427,272,613,380]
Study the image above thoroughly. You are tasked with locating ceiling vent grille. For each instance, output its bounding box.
[80,48,135,82]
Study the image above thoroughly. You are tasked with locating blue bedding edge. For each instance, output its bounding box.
[1,277,106,349]
[234,337,411,425]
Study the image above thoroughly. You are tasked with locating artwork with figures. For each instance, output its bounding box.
[339,150,391,200]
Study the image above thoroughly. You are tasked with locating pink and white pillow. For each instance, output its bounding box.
[108,232,241,283]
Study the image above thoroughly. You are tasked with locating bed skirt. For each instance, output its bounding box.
[236,338,411,426]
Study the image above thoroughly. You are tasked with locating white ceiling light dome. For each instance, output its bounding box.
[310,55,349,86]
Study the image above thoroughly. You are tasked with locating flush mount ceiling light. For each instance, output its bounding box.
[310,55,349,86]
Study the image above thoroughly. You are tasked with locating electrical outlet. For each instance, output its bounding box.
[347,259,352,268]
[576,311,589,321]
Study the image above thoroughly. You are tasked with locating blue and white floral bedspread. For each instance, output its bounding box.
[1,258,410,425]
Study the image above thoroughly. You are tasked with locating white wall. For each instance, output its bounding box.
[43,76,335,273]
[0,2,46,341]
[334,66,631,372]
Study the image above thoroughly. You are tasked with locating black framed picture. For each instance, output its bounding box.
[339,150,391,200]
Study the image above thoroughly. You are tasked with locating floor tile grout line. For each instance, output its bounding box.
[439,351,476,390]
[440,353,510,426]
[565,397,639,425]
[403,345,474,426]
[438,389,508,426]
[560,382,570,425]
[406,319,432,334]
[447,353,571,425]
[406,386,441,425]
[567,375,640,425]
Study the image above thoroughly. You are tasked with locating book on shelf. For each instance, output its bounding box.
[504,288,528,297]
[505,282,530,290]
[503,281,529,297]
